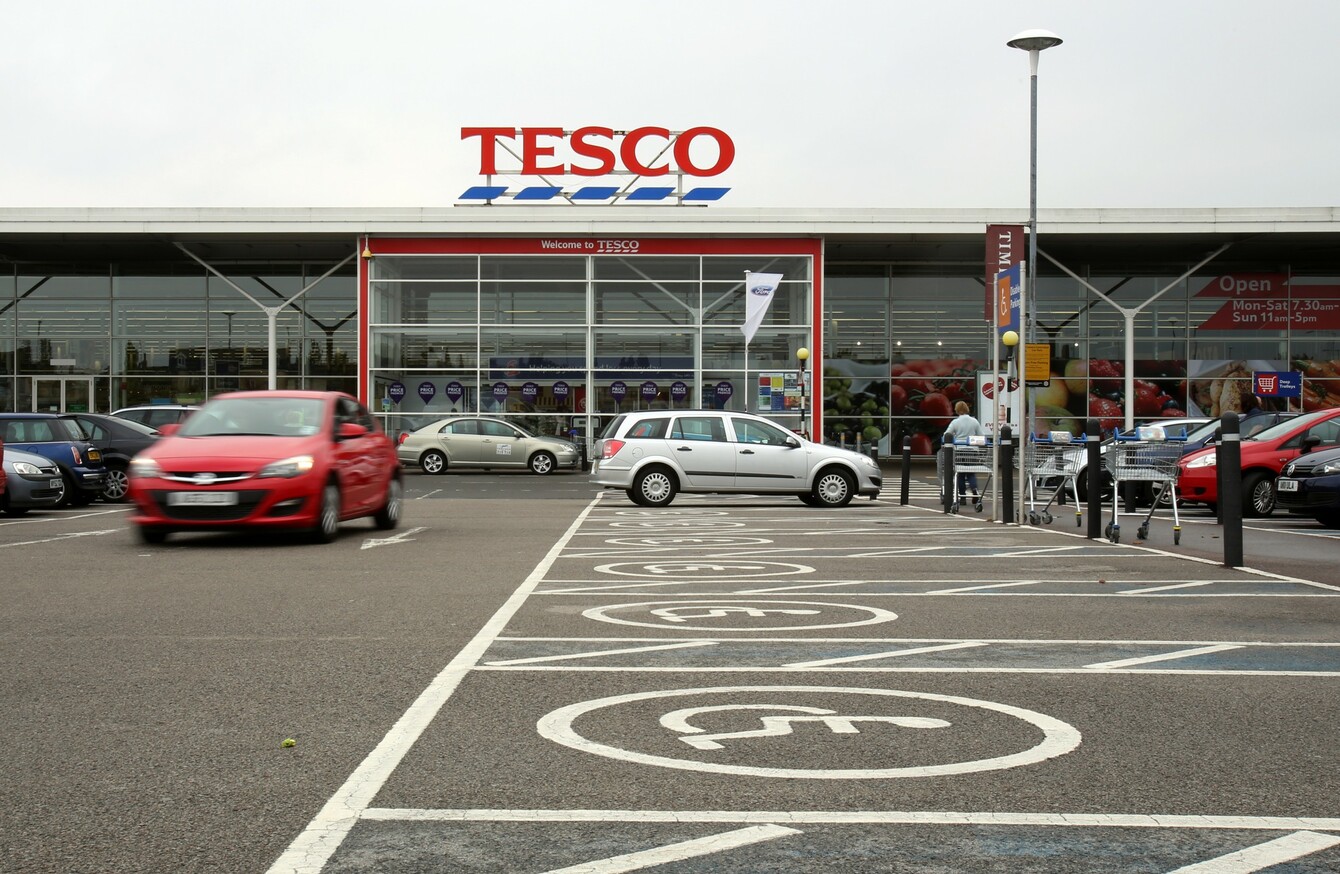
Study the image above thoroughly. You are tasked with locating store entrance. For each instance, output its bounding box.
[28,377,96,413]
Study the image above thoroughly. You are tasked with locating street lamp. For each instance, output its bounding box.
[796,346,810,439]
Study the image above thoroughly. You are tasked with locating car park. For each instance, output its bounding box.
[1177,408,1340,516]
[1275,444,1340,528]
[111,404,200,429]
[1068,416,1211,502]
[65,413,162,502]
[0,413,108,506]
[397,416,581,475]
[126,390,402,545]
[592,409,882,507]
[2,448,65,515]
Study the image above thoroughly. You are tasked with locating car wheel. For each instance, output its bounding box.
[1243,471,1275,517]
[102,465,130,502]
[630,467,677,507]
[373,478,402,530]
[419,450,447,475]
[311,483,341,543]
[813,467,855,507]
[137,526,168,545]
[529,451,557,475]
[59,472,92,507]
[798,494,823,507]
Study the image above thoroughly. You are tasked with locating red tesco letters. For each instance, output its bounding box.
[461,126,735,177]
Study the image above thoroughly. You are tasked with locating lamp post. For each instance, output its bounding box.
[796,346,810,439]
[996,329,1020,523]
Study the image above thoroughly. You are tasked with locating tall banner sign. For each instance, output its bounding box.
[986,224,1026,322]
[995,264,1022,338]
[741,272,784,345]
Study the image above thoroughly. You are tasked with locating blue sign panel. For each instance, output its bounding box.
[1253,371,1302,398]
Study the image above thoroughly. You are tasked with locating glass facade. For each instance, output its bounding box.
[366,244,816,441]
[0,261,357,414]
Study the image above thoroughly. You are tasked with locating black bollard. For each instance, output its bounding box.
[1215,422,1227,525]
[1219,412,1244,567]
[1000,425,1015,524]
[900,437,912,505]
[941,443,955,513]
[1086,419,1103,539]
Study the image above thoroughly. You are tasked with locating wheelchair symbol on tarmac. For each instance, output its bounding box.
[584,600,898,631]
[537,686,1082,779]
[661,704,950,750]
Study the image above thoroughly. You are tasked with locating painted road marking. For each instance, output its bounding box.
[926,581,1042,594]
[1086,645,1246,670]
[594,561,814,578]
[581,601,899,631]
[485,641,717,667]
[539,824,802,874]
[360,526,427,550]
[784,641,990,668]
[536,685,1082,779]
[1121,581,1216,594]
[0,528,121,547]
[1168,830,1340,873]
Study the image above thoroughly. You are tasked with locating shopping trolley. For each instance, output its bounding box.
[1103,425,1188,544]
[948,435,992,513]
[1025,432,1086,527]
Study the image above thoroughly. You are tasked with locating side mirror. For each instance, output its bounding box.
[1300,434,1322,454]
[158,423,180,437]
[784,436,801,448]
[338,421,369,440]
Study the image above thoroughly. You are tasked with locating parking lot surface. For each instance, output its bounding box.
[2,469,1337,873]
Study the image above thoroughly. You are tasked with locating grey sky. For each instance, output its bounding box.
[4,0,1336,210]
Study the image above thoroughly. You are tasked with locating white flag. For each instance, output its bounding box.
[740,272,783,345]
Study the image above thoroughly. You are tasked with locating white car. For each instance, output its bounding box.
[592,410,882,507]
[397,416,580,475]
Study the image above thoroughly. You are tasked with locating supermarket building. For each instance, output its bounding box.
[1,206,1338,454]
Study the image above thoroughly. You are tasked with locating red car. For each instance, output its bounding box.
[127,391,402,544]
[1176,408,1340,517]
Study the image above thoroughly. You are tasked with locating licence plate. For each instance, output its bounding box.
[1276,478,1299,493]
[167,491,239,506]
[49,478,63,489]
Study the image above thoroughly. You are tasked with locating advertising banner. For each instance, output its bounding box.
[985,224,1026,322]
[977,371,1023,435]
[1195,274,1340,331]
[995,264,1021,337]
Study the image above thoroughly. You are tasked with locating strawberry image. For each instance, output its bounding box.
[1088,395,1123,433]
[1089,359,1124,392]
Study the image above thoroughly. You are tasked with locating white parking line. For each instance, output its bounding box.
[0,528,121,548]
[784,642,988,668]
[1118,581,1215,595]
[539,824,801,874]
[486,641,717,666]
[1167,830,1340,873]
[1085,645,1245,670]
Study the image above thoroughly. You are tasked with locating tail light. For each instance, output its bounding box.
[398,432,408,445]
[601,439,625,460]
[70,446,83,464]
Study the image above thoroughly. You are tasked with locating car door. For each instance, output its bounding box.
[667,415,735,489]
[333,397,378,510]
[478,419,525,468]
[729,416,809,492]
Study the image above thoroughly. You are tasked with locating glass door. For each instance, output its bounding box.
[32,377,95,413]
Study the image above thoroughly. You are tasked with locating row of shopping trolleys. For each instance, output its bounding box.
[946,425,1190,545]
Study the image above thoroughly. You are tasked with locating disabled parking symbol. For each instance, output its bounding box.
[583,600,898,631]
[538,686,1082,779]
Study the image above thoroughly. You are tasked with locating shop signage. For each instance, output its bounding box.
[985,224,1025,322]
[671,381,688,402]
[553,381,570,403]
[640,380,658,401]
[458,126,734,203]
[492,382,509,404]
[1195,274,1340,330]
[387,382,405,403]
[610,381,627,403]
[714,381,734,404]
[445,381,464,403]
[1253,371,1302,398]
[522,381,540,403]
[1025,343,1051,386]
[417,381,436,403]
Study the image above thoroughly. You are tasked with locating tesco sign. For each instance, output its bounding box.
[461,126,735,177]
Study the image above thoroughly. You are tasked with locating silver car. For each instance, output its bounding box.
[397,416,580,475]
[592,410,882,507]
[2,448,66,515]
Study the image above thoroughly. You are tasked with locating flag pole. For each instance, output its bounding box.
[743,271,750,412]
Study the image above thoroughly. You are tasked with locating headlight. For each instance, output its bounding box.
[130,457,164,479]
[12,462,43,475]
[860,455,879,470]
[258,455,316,478]
[1319,460,1340,475]
[1185,454,1217,469]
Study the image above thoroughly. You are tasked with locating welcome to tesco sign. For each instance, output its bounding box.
[461,126,735,177]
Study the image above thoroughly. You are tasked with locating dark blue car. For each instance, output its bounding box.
[0,413,108,506]
[1275,444,1340,528]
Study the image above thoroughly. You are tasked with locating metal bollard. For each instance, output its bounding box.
[941,444,955,513]
[1219,412,1244,567]
[1086,419,1103,539]
[1000,425,1014,524]
[899,437,912,505]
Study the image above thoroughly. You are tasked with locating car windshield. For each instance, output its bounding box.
[1249,410,1330,442]
[55,418,88,441]
[178,397,327,438]
[1186,421,1220,443]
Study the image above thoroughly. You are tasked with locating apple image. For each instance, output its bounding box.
[1035,377,1069,408]
[1063,359,1087,394]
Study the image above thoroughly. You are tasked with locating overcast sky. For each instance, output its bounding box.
[4,0,1336,211]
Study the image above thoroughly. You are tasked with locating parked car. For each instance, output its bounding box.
[1275,445,1340,528]
[65,413,161,502]
[592,409,882,507]
[2,448,65,515]
[111,404,200,429]
[397,416,581,475]
[126,391,402,545]
[1177,408,1340,516]
[0,413,108,506]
